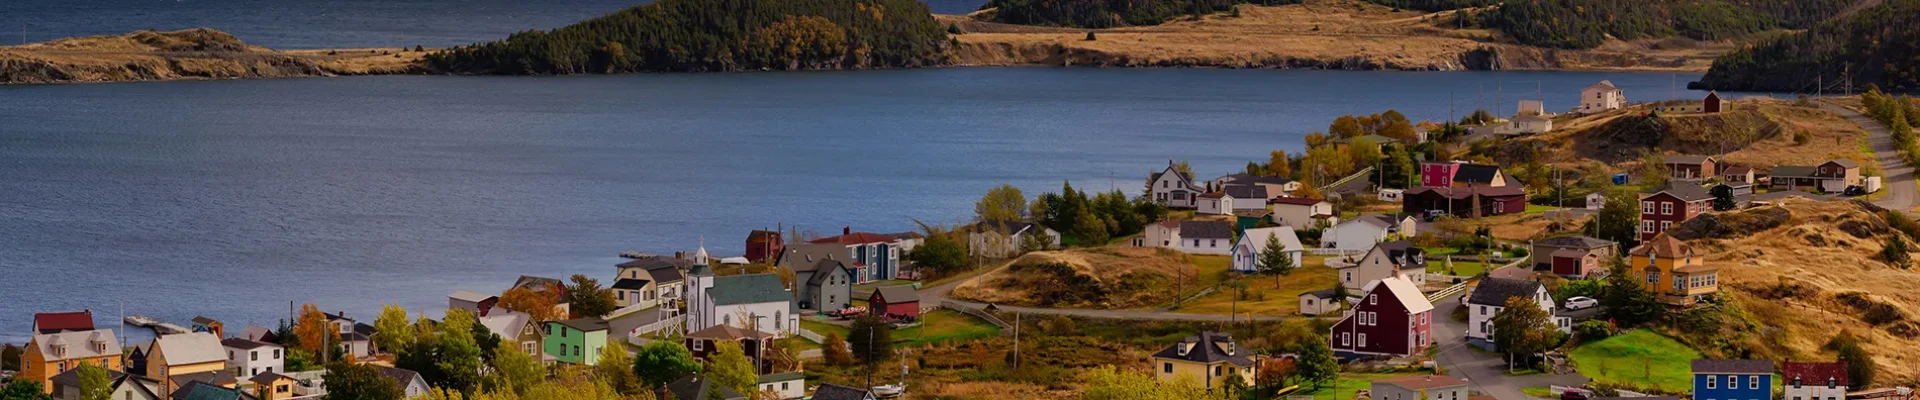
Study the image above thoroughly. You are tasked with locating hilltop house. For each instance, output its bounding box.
[1530,235,1614,278]
[869,286,922,319]
[1319,214,1415,251]
[1231,227,1304,273]
[684,325,776,375]
[1630,234,1720,306]
[808,228,904,283]
[219,338,282,381]
[1329,275,1434,358]
[322,313,376,359]
[1199,186,1269,215]
[968,221,1060,259]
[1210,174,1298,199]
[1783,361,1849,400]
[1639,183,1713,242]
[1150,331,1255,391]
[1662,155,1719,180]
[1693,359,1774,400]
[1135,219,1181,248]
[145,332,232,396]
[744,230,785,264]
[1579,80,1626,113]
[250,373,297,400]
[1174,220,1234,255]
[1150,161,1205,209]
[1336,241,1427,292]
[1298,290,1342,316]
[685,269,798,336]
[543,319,609,365]
[1421,162,1511,189]
[794,259,855,314]
[1372,375,1469,400]
[21,328,122,394]
[1408,163,1525,218]
[1465,278,1573,350]
[1268,197,1334,230]
[1771,160,1862,193]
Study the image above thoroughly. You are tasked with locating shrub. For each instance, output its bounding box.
[948,23,961,34]
[1793,131,1810,145]
[1084,31,1097,41]
[1575,320,1618,342]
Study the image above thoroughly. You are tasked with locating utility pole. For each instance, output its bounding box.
[1013,312,1021,369]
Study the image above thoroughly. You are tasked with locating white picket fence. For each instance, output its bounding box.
[631,314,685,337]
[1427,281,1469,302]
[797,327,824,343]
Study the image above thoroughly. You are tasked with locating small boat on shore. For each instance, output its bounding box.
[124,315,159,326]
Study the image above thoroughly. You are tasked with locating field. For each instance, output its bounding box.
[1427,260,1487,277]
[1514,99,1873,176]
[1569,329,1701,393]
[951,247,1201,309]
[799,310,1001,348]
[1178,262,1341,316]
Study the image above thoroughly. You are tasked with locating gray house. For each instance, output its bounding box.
[795,259,855,314]
[1371,375,1469,400]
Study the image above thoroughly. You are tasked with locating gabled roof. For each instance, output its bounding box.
[1150,331,1256,367]
[33,311,95,333]
[973,220,1035,235]
[153,332,224,366]
[1269,197,1329,206]
[549,318,610,332]
[1239,227,1303,254]
[449,290,494,303]
[810,232,901,245]
[668,376,746,400]
[1151,162,1199,189]
[708,274,791,306]
[757,371,805,384]
[1363,275,1434,314]
[374,365,426,390]
[1403,185,1526,199]
[1221,185,1268,199]
[249,372,295,386]
[478,311,532,339]
[1721,165,1752,175]
[1468,277,1545,307]
[1300,289,1340,300]
[31,328,121,362]
[1661,155,1715,165]
[1770,165,1819,178]
[811,383,876,400]
[1375,374,1470,391]
[1692,359,1774,374]
[1628,234,1692,257]
[170,380,253,400]
[686,324,773,341]
[1367,240,1426,269]
[1216,173,1294,186]
[611,278,652,290]
[872,286,920,304]
[1585,80,1619,91]
[1452,164,1504,185]
[171,370,238,388]
[190,316,219,326]
[239,324,277,344]
[49,365,125,389]
[805,259,851,288]
[1179,220,1234,240]
[1825,159,1861,168]
[646,266,686,284]
[513,275,564,292]
[1535,235,1613,249]
[1640,183,1713,202]
[219,338,276,350]
[1782,361,1848,386]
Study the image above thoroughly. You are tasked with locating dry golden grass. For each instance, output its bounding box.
[1700,199,1920,383]
[1520,99,1872,173]
[1481,211,1591,242]
[0,28,423,84]
[951,247,1198,308]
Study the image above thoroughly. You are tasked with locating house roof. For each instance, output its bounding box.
[240,324,276,343]
[1585,80,1618,91]
[1452,164,1504,185]
[1301,289,1340,300]
[478,311,532,339]
[809,232,900,245]
[170,380,254,400]
[805,259,851,288]
[1403,185,1526,199]
[1150,331,1256,367]
[1221,185,1268,199]
[1662,155,1715,165]
[1535,235,1613,250]
[449,290,494,303]
[549,318,610,332]
[1216,173,1294,186]
[872,285,921,304]
[747,230,782,242]
[49,365,125,389]
[1628,234,1692,257]
[1782,361,1848,386]
[687,324,774,341]
[374,366,425,390]
[153,332,224,366]
[219,338,275,350]
[1551,248,1595,259]
[974,220,1035,235]
[1375,375,1470,391]
[708,273,791,306]
[1269,197,1329,206]
[33,311,95,333]
[1179,220,1234,239]
[1826,159,1861,168]
[646,265,686,284]
[31,328,121,362]
[171,370,238,388]
[1641,183,1713,202]
[1364,275,1435,314]
[668,376,746,400]
[1198,191,1227,199]
[757,371,805,384]
[1722,165,1752,175]
[1239,227,1304,254]
[513,275,564,292]
[190,316,219,326]
[1692,359,1775,374]
[1367,240,1426,269]
[1468,277,1544,307]
[611,278,651,290]
[1151,162,1199,189]
[812,383,876,400]
[249,372,294,386]
[1770,165,1819,178]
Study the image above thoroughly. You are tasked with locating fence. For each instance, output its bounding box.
[631,314,685,337]
[1320,166,1375,192]
[940,301,1014,335]
[1427,281,1469,302]
[1306,248,1367,257]
[797,327,824,343]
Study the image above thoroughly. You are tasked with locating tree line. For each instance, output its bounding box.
[426,0,951,74]
[1467,0,1855,50]
[1693,0,1920,92]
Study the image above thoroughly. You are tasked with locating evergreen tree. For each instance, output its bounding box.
[1602,255,1664,327]
[1711,185,1737,211]
[848,315,894,367]
[1830,332,1877,388]
[1258,234,1297,284]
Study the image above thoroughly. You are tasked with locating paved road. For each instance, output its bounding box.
[1822,101,1919,212]
[1431,295,1589,400]
[916,271,1290,322]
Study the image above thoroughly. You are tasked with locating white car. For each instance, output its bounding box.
[1564,296,1599,310]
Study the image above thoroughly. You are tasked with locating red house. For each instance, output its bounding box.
[869,285,921,319]
[1637,183,1713,242]
[32,310,95,334]
[1329,275,1434,358]
[1402,185,1527,218]
[744,230,784,264]
[1704,91,1724,113]
[1420,163,1458,188]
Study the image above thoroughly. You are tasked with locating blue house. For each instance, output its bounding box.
[1692,359,1774,400]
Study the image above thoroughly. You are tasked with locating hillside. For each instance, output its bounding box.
[1674,200,1920,383]
[1693,0,1920,92]
[0,29,422,84]
[950,247,1197,309]
[946,0,1727,71]
[424,0,951,74]
[1498,98,1872,171]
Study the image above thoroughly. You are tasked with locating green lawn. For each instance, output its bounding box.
[1425,247,1463,256]
[1523,387,1553,398]
[801,319,850,340]
[893,310,1001,346]
[1428,260,1488,276]
[1189,254,1234,288]
[1570,329,1700,393]
[1525,204,1560,213]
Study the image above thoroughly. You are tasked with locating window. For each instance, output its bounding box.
[1661,221,1672,232]
[782,382,789,390]
[694,340,704,351]
[618,291,625,301]
[1646,271,1659,285]
[1642,221,1655,233]
[1369,294,1377,305]
[1210,239,1218,247]
[560,327,568,338]
[1709,376,1717,389]
[274,349,281,359]
[1341,332,1351,346]
[1642,201,1655,214]
[1215,366,1223,376]
[574,345,581,356]
[1164,363,1173,373]
[1479,306,1487,315]
[1750,376,1759,389]
[1727,375,1735,388]
[1661,202,1673,215]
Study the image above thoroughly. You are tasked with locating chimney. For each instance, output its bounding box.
[843,226,851,235]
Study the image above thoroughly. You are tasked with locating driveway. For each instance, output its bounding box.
[1821,101,1918,212]
[1432,295,1589,400]
[916,271,1288,322]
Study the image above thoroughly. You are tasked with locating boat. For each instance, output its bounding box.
[124,315,158,326]
[870,384,904,398]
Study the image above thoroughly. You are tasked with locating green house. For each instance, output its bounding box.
[543,318,609,365]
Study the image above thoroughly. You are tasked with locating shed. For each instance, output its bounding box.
[1704,91,1724,113]
[1585,192,1607,210]
[869,285,921,319]
[1298,289,1342,316]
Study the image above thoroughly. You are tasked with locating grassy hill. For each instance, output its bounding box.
[950,247,1204,309]
[1571,330,1702,393]
[0,28,421,84]
[1499,98,1872,172]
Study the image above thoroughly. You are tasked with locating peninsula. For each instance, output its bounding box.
[0,28,422,85]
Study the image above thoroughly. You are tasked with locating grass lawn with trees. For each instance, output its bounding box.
[1428,260,1488,276]
[1569,329,1700,393]
[893,310,1002,346]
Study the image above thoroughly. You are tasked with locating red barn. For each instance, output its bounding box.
[869,285,921,319]
[1329,275,1434,358]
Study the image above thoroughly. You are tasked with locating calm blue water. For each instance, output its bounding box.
[0,68,1710,343]
[0,0,990,49]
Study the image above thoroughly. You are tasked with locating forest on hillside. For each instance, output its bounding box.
[425,0,951,74]
[1692,0,1920,92]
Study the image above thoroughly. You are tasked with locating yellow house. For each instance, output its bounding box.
[251,372,299,400]
[1628,234,1720,306]
[145,332,234,396]
[20,329,122,393]
[1151,331,1255,391]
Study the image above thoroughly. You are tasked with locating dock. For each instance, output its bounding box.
[123,315,188,335]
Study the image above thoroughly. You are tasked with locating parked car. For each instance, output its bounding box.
[1561,389,1591,400]
[1846,185,1867,196]
[1423,210,1449,222]
[1564,296,1599,310]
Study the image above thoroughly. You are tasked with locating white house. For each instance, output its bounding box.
[684,268,799,337]
[1268,197,1334,230]
[1298,290,1342,316]
[1151,161,1204,209]
[1579,80,1626,113]
[1464,277,1573,350]
[756,372,806,400]
[220,338,283,381]
[1231,227,1304,273]
[1199,185,1268,215]
[1210,174,1298,199]
[967,221,1060,259]
[1320,214,1416,251]
[1783,362,1850,400]
[1487,114,1553,135]
[1586,192,1608,210]
[1174,220,1234,255]
[1336,241,1428,292]
[1134,219,1182,248]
